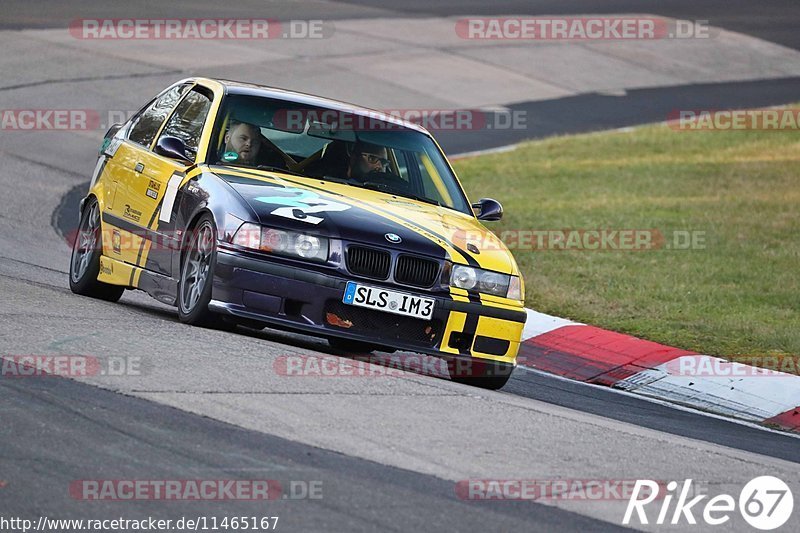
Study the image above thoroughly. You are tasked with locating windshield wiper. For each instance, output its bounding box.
[320,175,352,185]
[256,165,308,177]
[313,176,444,208]
[217,162,307,178]
[395,192,442,207]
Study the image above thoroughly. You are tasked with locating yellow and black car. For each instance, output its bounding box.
[69,78,526,389]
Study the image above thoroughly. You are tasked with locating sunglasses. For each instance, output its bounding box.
[360,152,390,167]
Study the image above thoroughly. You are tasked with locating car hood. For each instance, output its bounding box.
[215,168,518,275]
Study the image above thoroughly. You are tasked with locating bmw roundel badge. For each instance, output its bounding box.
[385,233,402,244]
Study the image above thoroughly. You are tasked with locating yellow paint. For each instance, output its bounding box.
[440,311,467,355]
[471,316,524,361]
[97,255,136,286]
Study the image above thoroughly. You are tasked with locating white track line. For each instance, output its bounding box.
[515,365,800,440]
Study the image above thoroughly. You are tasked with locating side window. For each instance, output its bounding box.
[128,84,190,148]
[158,88,212,160]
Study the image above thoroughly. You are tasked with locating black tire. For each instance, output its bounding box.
[177,215,221,327]
[69,198,124,302]
[447,359,514,390]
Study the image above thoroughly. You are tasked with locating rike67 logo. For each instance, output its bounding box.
[624,477,793,530]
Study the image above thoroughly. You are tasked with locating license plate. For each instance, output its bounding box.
[343,281,435,320]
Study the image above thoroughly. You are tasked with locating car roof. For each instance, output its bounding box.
[194,77,431,136]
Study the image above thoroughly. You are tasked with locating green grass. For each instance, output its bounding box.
[452,117,800,365]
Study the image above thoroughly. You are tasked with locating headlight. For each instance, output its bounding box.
[233,223,329,263]
[262,228,289,253]
[451,264,518,299]
[451,264,478,290]
[295,234,322,259]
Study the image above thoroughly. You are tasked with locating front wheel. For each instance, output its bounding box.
[177,216,220,327]
[69,198,124,302]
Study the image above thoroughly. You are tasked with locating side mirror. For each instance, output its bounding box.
[104,123,123,139]
[99,123,123,156]
[155,136,192,164]
[472,198,503,221]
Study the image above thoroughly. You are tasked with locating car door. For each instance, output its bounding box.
[104,83,190,268]
[135,86,214,277]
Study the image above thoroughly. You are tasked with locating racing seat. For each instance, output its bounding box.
[255,133,290,168]
[305,140,351,178]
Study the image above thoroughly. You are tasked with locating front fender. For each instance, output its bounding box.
[168,170,257,279]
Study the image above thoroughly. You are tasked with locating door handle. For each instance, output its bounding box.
[134,162,145,173]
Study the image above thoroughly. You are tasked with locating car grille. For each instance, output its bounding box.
[346,246,391,280]
[324,300,441,347]
[394,255,440,288]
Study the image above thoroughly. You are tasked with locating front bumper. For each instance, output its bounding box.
[212,249,526,363]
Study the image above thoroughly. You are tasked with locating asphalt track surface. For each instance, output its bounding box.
[2,1,800,531]
[2,375,620,532]
[3,0,799,52]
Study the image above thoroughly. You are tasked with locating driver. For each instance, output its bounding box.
[347,141,391,181]
[222,121,263,165]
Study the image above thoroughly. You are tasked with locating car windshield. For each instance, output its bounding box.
[209,94,471,214]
